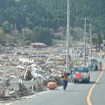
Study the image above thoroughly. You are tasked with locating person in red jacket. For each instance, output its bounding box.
[99,62,102,71]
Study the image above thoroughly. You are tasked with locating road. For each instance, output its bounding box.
[2,70,105,105]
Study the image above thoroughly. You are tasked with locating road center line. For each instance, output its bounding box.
[87,71,104,105]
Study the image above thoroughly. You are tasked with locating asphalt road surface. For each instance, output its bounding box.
[2,70,105,105]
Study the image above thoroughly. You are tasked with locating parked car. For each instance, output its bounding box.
[72,66,90,83]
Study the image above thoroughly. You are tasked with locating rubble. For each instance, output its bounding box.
[0,44,104,102]
[0,45,65,102]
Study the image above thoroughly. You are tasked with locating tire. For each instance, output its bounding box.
[73,80,77,84]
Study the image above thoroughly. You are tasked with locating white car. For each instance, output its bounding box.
[72,66,90,83]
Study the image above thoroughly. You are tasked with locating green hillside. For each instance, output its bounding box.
[0,0,104,45]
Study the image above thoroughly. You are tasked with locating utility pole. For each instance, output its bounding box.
[66,0,70,73]
[90,24,92,58]
[15,23,18,43]
[84,18,87,66]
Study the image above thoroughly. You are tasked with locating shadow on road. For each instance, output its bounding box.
[71,81,96,85]
[89,81,96,84]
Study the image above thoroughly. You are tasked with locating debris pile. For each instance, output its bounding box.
[0,44,104,102]
[0,45,65,102]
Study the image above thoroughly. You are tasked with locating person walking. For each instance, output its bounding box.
[99,62,102,71]
[62,71,68,90]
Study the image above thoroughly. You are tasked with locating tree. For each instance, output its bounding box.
[2,21,14,33]
[32,27,53,46]
[5,33,14,45]
[0,29,5,45]
[92,33,102,51]
[21,27,32,43]
[96,33,102,51]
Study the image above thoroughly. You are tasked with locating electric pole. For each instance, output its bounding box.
[90,24,92,58]
[84,18,87,66]
[66,0,70,73]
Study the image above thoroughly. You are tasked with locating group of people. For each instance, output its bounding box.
[91,61,103,71]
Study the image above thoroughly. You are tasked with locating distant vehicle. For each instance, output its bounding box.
[72,66,90,83]
[89,58,99,71]
[90,58,97,62]
[79,53,83,57]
